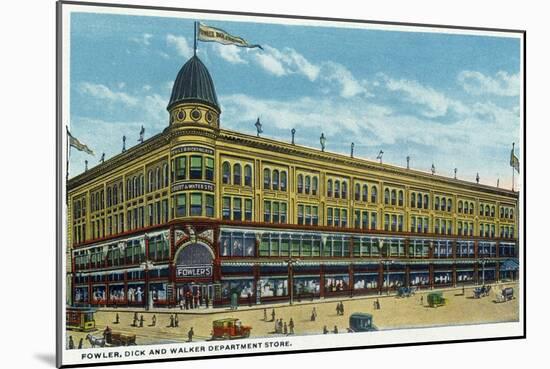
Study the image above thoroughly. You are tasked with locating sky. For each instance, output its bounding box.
[68,12,522,189]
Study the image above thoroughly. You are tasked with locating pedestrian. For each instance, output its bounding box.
[313,307,317,319]
[139,315,144,328]
[205,294,210,308]
[462,285,465,295]
[323,325,328,334]
[247,292,252,307]
[336,303,340,316]
[169,314,174,328]
[271,308,276,322]
[263,308,267,321]
[188,327,194,342]
[68,336,74,350]
[420,295,424,305]
[103,326,112,344]
[78,338,83,349]
[151,314,156,327]
[310,311,316,321]
[373,300,377,310]
[179,299,184,310]
[376,298,381,310]
[132,316,138,327]
[340,301,345,316]
[133,312,138,322]
[114,313,120,324]
[175,314,179,328]
[185,291,190,310]
[333,325,338,334]
[283,322,288,335]
[289,318,294,335]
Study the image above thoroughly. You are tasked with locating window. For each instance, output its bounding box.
[264,201,271,222]
[163,164,169,187]
[362,185,368,202]
[148,170,154,192]
[485,205,490,217]
[272,202,280,223]
[362,211,368,229]
[233,163,242,185]
[233,198,242,221]
[305,176,311,194]
[263,169,271,189]
[155,168,161,191]
[327,179,333,197]
[391,214,397,231]
[205,195,214,217]
[334,181,340,198]
[435,197,440,211]
[298,205,304,225]
[371,212,377,229]
[205,158,214,181]
[411,193,416,208]
[470,202,474,215]
[245,199,252,221]
[327,208,333,226]
[384,214,390,231]
[272,170,279,190]
[354,210,361,228]
[491,206,495,217]
[342,181,347,199]
[222,197,231,220]
[458,201,463,213]
[176,194,186,217]
[447,199,452,212]
[190,193,202,216]
[312,177,318,195]
[480,204,484,216]
[244,165,252,186]
[355,184,361,201]
[464,201,469,214]
[280,203,287,223]
[384,189,390,205]
[312,206,319,225]
[391,190,397,205]
[176,157,186,180]
[424,194,429,209]
[222,162,231,184]
[280,171,287,191]
[341,209,347,227]
[441,198,447,211]
[417,193,422,209]
[398,190,404,206]
[190,156,202,180]
[162,199,168,222]
[148,204,154,225]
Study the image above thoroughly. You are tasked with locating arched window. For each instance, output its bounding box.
[417,194,423,209]
[485,205,490,217]
[148,170,154,193]
[447,199,452,212]
[355,184,361,201]
[272,169,279,190]
[391,189,396,205]
[263,168,271,189]
[398,190,404,206]
[155,168,161,191]
[334,180,341,198]
[362,185,368,202]
[504,208,509,218]
[424,194,429,209]
[133,176,138,198]
[411,193,416,208]
[107,187,112,207]
[384,188,390,204]
[491,206,495,217]
[297,174,304,193]
[233,163,242,186]
[280,171,287,191]
[342,181,347,199]
[139,175,144,196]
[305,176,311,194]
[126,179,131,200]
[470,202,474,215]
[458,200,463,213]
[510,209,514,219]
[435,197,440,211]
[244,165,252,186]
[464,201,469,214]
[113,184,118,206]
[480,204,484,216]
[441,197,447,211]
[222,162,231,184]
[312,176,318,195]
[327,179,333,197]
[371,186,377,203]
[163,164,169,187]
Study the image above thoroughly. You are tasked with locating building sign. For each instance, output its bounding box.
[172,182,215,192]
[171,145,214,156]
[176,265,213,278]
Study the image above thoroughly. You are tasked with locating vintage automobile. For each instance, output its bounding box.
[66,307,97,332]
[348,313,378,332]
[396,286,417,298]
[427,292,447,308]
[496,287,514,303]
[210,318,252,340]
[473,285,492,298]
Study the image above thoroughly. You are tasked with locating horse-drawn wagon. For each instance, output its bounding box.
[473,285,491,298]
[495,287,514,303]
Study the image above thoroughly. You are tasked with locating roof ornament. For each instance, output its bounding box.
[454,168,457,179]
[350,142,355,158]
[320,133,326,152]
[255,117,263,137]
[84,160,88,172]
[406,155,410,169]
[100,152,105,164]
[376,150,384,164]
[431,163,436,175]
[497,178,500,188]
[476,172,480,184]
[122,135,126,153]
[138,125,145,144]
[291,128,296,145]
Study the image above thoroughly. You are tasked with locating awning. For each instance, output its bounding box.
[500,259,520,271]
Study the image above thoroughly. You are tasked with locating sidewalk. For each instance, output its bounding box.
[93,281,518,315]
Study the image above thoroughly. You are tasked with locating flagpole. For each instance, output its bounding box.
[194,21,197,56]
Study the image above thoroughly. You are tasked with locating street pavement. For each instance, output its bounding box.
[66,282,519,349]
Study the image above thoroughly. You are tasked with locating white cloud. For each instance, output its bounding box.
[166,34,192,59]
[213,44,247,64]
[252,45,320,81]
[457,70,520,97]
[322,62,368,98]
[79,82,138,106]
[130,33,153,47]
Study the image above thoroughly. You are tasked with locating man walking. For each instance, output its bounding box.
[263,308,267,321]
[289,318,295,335]
[187,327,194,342]
[175,313,179,328]
[271,308,276,322]
[151,314,156,327]
[139,315,144,328]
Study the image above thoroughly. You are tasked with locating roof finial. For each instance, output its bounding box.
[255,117,263,137]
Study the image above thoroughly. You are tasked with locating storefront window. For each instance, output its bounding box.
[325,275,350,292]
[221,279,254,299]
[74,286,89,303]
[294,277,320,295]
[456,269,474,283]
[91,286,106,303]
[382,272,405,288]
[150,282,167,303]
[434,271,452,285]
[127,283,145,304]
[109,285,125,303]
[353,273,378,290]
[220,231,256,257]
[259,278,288,297]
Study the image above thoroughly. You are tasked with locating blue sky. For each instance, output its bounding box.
[69,12,521,189]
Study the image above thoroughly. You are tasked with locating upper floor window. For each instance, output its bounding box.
[312,176,318,195]
[458,201,463,213]
[163,164,169,187]
[411,193,416,208]
[222,162,231,184]
[148,170,154,192]
[305,176,311,194]
[244,165,252,186]
[155,168,161,190]
[280,171,287,191]
[233,163,242,185]
[424,194,429,209]
[384,189,390,205]
[176,157,186,181]
[398,190,404,206]
[334,180,341,198]
[491,206,495,218]
[355,184,361,201]
[342,181,347,199]
[371,186,377,203]
[327,179,333,197]
[272,170,279,190]
[362,185,368,202]
[417,193,422,209]
[205,158,214,181]
[263,168,271,189]
[190,156,203,180]
[391,190,397,206]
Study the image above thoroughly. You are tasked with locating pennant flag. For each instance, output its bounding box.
[510,145,519,173]
[68,129,94,155]
[198,22,263,50]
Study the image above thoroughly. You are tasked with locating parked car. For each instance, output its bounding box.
[348,313,378,332]
[427,292,447,308]
[210,318,251,340]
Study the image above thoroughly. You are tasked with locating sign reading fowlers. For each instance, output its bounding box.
[171,145,215,156]
[176,264,213,278]
[172,182,215,192]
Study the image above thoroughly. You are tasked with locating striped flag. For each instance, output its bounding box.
[198,22,263,50]
[510,144,519,173]
[67,129,94,155]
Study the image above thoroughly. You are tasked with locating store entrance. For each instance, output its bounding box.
[176,283,214,309]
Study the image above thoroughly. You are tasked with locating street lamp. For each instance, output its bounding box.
[382,260,394,295]
[480,258,488,286]
[286,257,300,305]
[140,259,155,311]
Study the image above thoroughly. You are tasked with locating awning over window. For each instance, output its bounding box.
[500,259,520,271]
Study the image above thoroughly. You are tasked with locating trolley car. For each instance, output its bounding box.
[67,307,97,332]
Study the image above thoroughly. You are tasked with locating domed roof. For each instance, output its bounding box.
[167,56,219,111]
